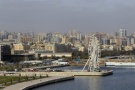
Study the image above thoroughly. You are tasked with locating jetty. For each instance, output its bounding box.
[18,70,113,77]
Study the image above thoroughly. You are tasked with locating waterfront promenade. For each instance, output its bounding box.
[2,76,74,90]
[22,64,69,70]
[18,70,113,76]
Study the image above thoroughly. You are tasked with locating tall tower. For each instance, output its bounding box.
[119,29,127,37]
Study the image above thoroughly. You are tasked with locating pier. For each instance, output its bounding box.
[17,70,113,77]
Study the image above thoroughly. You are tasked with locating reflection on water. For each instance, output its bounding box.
[32,66,135,90]
[88,76,101,90]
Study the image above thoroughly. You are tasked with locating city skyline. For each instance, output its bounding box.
[0,0,135,34]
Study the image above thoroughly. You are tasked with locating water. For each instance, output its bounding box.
[32,66,135,90]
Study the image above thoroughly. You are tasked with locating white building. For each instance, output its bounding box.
[119,29,127,37]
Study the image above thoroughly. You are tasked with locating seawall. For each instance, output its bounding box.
[2,76,74,90]
[22,76,74,90]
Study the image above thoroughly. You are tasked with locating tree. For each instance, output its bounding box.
[62,55,66,58]
[42,56,47,59]
[51,55,56,59]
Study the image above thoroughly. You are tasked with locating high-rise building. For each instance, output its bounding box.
[84,35,90,45]
[45,33,52,42]
[17,33,22,42]
[113,32,119,38]
[37,34,43,42]
[0,44,11,61]
[119,29,127,37]
[67,30,82,41]
[131,38,135,45]
[127,37,135,46]
[1,31,8,40]
[62,36,71,43]
[120,37,127,46]
[101,38,110,45]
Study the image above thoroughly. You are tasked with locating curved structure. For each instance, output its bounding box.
[82,34,101,72]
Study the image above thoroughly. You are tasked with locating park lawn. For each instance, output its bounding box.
[0,76,44,86]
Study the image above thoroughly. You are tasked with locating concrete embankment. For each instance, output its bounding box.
[2,76,74,90]
[46,71,113,76]
[18,70,113,77]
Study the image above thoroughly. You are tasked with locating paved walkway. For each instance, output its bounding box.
[23,64,68,70]
[2,76,70,90]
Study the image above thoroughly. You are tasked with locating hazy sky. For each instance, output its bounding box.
[0,0,135,34]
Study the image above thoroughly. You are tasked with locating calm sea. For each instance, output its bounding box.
[32,66,135,90]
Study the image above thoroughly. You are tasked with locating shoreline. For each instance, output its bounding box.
[2,76,74,90]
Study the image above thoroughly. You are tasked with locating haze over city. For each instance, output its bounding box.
[0,0,135,34]
[1,1,135,90]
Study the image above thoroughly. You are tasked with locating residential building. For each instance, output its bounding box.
[119,29,127,37]
[13,43,30,54]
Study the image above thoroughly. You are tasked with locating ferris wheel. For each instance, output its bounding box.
[82,34,101,72]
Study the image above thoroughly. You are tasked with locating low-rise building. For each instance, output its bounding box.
[40,53,72,59]
[20,36,35,43]
[124,46,133,51]
[13,43,30,54]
